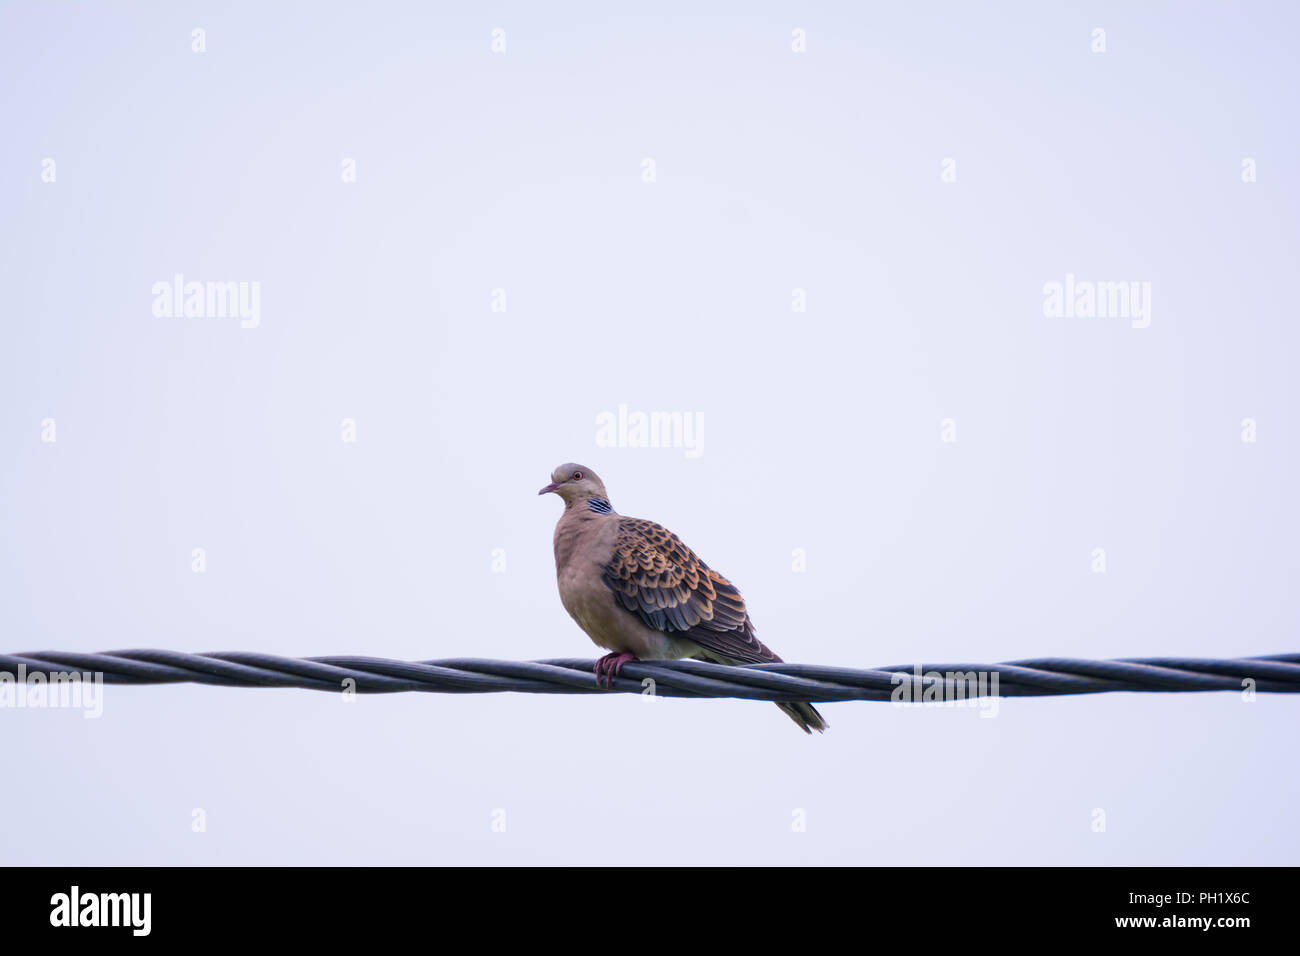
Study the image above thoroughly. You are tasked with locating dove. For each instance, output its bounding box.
[539,463,828,733]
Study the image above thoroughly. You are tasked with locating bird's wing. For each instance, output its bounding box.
[601,516,779,664]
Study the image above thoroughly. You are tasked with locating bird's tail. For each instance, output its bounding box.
[777,701,829,734]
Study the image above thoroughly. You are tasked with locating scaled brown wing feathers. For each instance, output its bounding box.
[601,517,779,664]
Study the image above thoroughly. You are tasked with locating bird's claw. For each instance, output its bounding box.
[594,652,636,689]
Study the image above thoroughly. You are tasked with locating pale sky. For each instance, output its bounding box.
[1,1,1297,864]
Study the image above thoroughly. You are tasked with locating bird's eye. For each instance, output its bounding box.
[572,471,584,481]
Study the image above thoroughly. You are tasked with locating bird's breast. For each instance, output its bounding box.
[552,511,678,657]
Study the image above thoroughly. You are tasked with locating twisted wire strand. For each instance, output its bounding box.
[2,650,1298,702]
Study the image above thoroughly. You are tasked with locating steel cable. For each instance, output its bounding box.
[2,650,1297,702]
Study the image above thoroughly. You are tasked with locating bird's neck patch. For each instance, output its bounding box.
[587,497,613,515]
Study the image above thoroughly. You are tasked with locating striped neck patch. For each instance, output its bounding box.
[587,497,613,515]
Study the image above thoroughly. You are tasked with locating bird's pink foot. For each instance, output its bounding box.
[594,652,637,689]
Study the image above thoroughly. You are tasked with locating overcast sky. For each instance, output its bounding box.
[2,1,1297,864]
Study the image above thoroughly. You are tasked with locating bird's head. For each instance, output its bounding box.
[539,463,609,506]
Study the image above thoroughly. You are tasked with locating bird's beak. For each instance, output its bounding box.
[538,482,560,495]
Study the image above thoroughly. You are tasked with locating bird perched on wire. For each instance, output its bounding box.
[539,462,827,733]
